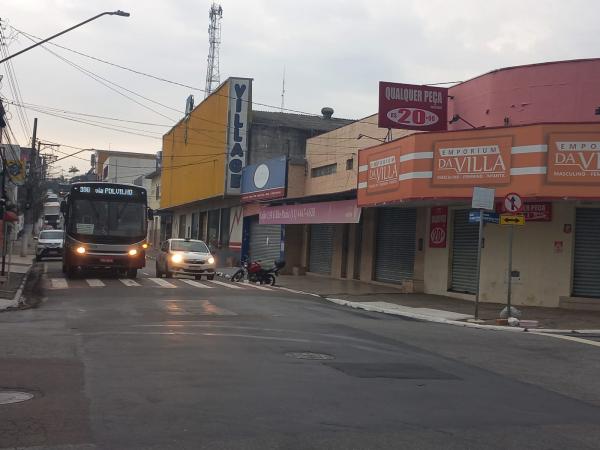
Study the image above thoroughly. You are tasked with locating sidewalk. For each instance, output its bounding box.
[217,269,600,331]
[0,240,36,310]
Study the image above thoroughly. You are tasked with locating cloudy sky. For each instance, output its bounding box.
[1,0,598,175]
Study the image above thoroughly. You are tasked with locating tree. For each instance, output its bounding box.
[68,166,80,174]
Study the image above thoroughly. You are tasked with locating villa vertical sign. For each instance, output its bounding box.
[226,78,252,195]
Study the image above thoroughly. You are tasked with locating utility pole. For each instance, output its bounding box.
[20,118,37,257]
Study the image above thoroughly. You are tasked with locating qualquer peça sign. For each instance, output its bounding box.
[378,81,448,131]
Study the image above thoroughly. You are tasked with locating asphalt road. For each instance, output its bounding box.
[1,259,600,449]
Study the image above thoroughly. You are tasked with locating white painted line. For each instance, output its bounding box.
[530,332,600,348]
[510,166,547,175]
[240,282,273,291]
[399,151,433,162]
[86,279,105,287]
[142,272,149,276]
[511,144,548,154]
[180,279,213,289]
[148,278,177,288]
[207,280,243,289]
[50,278,68,289]
[43,263,48,274]
[358,181,367,189]
[119,278,141,287]
[398,171,433,181]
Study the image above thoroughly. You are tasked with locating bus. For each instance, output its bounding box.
[61,182,153,278]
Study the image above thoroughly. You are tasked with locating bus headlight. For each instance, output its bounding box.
[128,249,138,256]
[208,257,215,265]
[142,243,148,249]
[171,253,183,264]
[76,246,86,254]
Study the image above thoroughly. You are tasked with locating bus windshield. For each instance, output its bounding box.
[69,199,146,238]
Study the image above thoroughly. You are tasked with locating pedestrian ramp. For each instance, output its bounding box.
[44,277,279,292]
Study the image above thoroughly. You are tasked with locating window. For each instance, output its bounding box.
[311,163,337,178]
[346,158,354,170]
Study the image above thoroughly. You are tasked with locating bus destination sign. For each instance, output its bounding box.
[76,186,137,196]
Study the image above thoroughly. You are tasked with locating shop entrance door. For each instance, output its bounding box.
[450,209,479,294]
[309,224,335,274]
[374,208,416,284]
[573,208,600,298]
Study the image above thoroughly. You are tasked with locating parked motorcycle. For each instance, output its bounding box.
[231,259,285,286]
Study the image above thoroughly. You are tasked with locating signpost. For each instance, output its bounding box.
[469,210,500,224]
[471,187,495,320]
[501,193,525,318]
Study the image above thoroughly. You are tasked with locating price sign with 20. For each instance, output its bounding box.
[387,107,440,127]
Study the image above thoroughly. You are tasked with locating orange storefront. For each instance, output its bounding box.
[357,122,600,309]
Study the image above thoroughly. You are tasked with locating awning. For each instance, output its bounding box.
[259,199,361,225]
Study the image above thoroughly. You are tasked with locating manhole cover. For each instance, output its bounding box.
[285,352,335,360]
[0,390,35,405]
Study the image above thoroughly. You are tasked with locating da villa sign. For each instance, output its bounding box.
[433,137,512,185]
[367,153,399,193]
[548,133,600,183]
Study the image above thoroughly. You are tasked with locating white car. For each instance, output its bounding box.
[35,229,64,261]
[156,238,216,280]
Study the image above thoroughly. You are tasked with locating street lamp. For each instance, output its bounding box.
[0,10,130,64]
[357,134,386,143]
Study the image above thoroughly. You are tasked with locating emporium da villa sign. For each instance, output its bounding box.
[548,133,600,183]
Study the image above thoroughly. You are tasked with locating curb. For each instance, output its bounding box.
[0,265,33,312]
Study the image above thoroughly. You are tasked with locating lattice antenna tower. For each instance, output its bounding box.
[204,3,223,98]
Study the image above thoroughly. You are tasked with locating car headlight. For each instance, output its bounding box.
[171,253,183,263]
[142,243,148,249]
[208,256,215,265]
[76,246,86,254]
[128,249,138,256]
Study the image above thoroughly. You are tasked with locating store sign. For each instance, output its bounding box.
[378,82,448,131]
[241,156,287,202]
[433,137,512,185]
[366,151,399,193]
[496,201,552,222]
[226,78,251,195]
[259,200,361,225]
[429,206,448,248]
[547,133,600,183]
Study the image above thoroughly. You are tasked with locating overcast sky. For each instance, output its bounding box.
[1,0,598,175]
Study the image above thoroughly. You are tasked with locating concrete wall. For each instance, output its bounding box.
[423,202,584,308]
[104,156,155,185]
[249,125,311,165]
[286,163,306,198]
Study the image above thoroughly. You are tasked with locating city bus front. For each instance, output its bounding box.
[62,183,151,278]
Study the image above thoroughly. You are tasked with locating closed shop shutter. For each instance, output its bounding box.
[249,217,281,267]
[450,209,479,294]
[374,208,416,283]
[309,224,335,274]
[573,208,600,298]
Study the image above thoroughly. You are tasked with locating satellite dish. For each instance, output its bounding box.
[185,95,194,116]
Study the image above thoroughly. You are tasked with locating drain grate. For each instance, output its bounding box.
[0,390,35,405]
[285,352,335,360]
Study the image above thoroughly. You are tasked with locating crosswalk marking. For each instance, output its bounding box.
[50,278,68,289]
[148,278,177,288]
[240,282,273,291]
[207,279,243,289]
[119,279,141,287]
[180,279,213,289]
[86,279,105,287]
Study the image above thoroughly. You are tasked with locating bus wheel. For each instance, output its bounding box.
[126,269,137,279]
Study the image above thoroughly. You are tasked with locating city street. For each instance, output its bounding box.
[0,259,599,449]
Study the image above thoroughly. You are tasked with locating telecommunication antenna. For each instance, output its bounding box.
[280,66,286,112]
[204,3,223,98]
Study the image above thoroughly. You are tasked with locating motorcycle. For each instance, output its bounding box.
[231,259,285,286]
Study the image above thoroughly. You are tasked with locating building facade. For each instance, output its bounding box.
[93,150,156,185]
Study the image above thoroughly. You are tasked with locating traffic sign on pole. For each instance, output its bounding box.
[500,213,525,226]
[504,193,523,213]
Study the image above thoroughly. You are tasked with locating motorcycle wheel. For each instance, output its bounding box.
[231,270,244,282]
[263,274,276,286]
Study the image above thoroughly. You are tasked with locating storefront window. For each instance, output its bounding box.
[207,209,220,249]
[220,208,230,247]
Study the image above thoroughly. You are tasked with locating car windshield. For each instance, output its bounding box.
[171,240,209,253]
[39,230,64,240]
[69,199,146,238]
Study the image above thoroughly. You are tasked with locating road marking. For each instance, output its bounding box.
[207,280,243,289]
[530,332,600,348]
[86,279,105,287]
[119,279,141,287]
[142,272,149,276]
[180,279,213,289]
[240,282,273,291]
[149,278,177,288]
[50,278,68,289]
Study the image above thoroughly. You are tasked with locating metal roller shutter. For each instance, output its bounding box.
[249,218,282,267]
[450,209,479,294]
[309,224,335,274]
[374,208,416,283]
[573,208,600,298]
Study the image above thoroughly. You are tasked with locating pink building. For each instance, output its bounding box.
[448,58,600,130]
